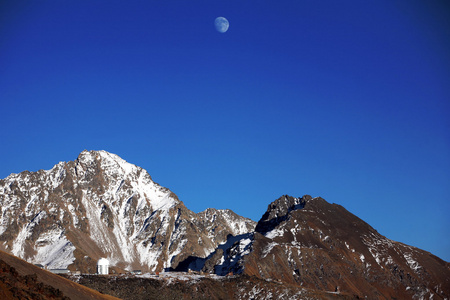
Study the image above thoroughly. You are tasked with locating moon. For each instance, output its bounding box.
[215,17,229,33]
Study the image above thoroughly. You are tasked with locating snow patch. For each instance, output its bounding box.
[265,228,284,239]
[369,247,381,266]
[262,242,279,258]
[12,211,48,258]
[34,229,76,269]
[404,252,421,273]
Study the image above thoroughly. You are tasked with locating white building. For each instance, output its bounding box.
[49,269,70,274]
[97,258,109,275]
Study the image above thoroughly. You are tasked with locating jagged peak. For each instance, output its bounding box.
[76,150,140,176]
[77,149,127,164]
[201,207,234,216]
[265,195,308,213]
[255,195,312,234]
[198,208,256,226]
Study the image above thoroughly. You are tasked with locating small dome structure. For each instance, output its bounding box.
[97,258,109,275]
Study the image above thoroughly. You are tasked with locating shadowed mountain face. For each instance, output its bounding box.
[255,195,307,234]
[0,150,255,273]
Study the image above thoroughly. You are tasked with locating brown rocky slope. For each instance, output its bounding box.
[0,250,119,300]
[67,195,450,300]
[66,273,355,300]
[240,196,450,299]
[178,195,449,299]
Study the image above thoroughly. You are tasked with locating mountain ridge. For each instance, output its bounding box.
[0,150,449,299]
[0,150,255,273]
[174,194,449,298]
[243,195,450,298]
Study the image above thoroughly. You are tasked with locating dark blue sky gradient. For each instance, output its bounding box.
[1,1,449,261]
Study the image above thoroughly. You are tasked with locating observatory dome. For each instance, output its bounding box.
[97,258,109,275]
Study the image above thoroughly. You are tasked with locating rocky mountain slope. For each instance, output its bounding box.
[186,195,450,299]
[67,273,355,300]
[0,150,255,273]
[0,249,119,300]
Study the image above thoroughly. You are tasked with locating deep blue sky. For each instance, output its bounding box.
[1,1,449,261]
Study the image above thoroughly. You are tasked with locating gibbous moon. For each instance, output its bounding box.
[215,17,229,33]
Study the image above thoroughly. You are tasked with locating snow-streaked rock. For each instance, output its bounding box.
[198,195,450,299]
[0,150,255,273]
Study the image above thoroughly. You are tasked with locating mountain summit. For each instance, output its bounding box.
[219,195,450,298]
[0,150,255,273]
[177,195,449,298]
[0,151,449,299]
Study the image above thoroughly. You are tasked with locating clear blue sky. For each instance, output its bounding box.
[1,1,449,261]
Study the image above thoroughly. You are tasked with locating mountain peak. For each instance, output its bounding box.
[77,150,137,173]
[234,195,450,298]
[1,154,449,299]
[255,195,309,234]
[0,151,256,273]
[78,149,123,161]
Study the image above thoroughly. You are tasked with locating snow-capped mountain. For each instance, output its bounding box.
[1,151,449,299]
[0,150,255,273]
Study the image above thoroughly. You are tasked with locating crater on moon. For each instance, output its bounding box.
[215,17,229,33]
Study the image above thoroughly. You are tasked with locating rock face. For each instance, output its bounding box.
[201,195,450,299]
[0,150,255,273]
